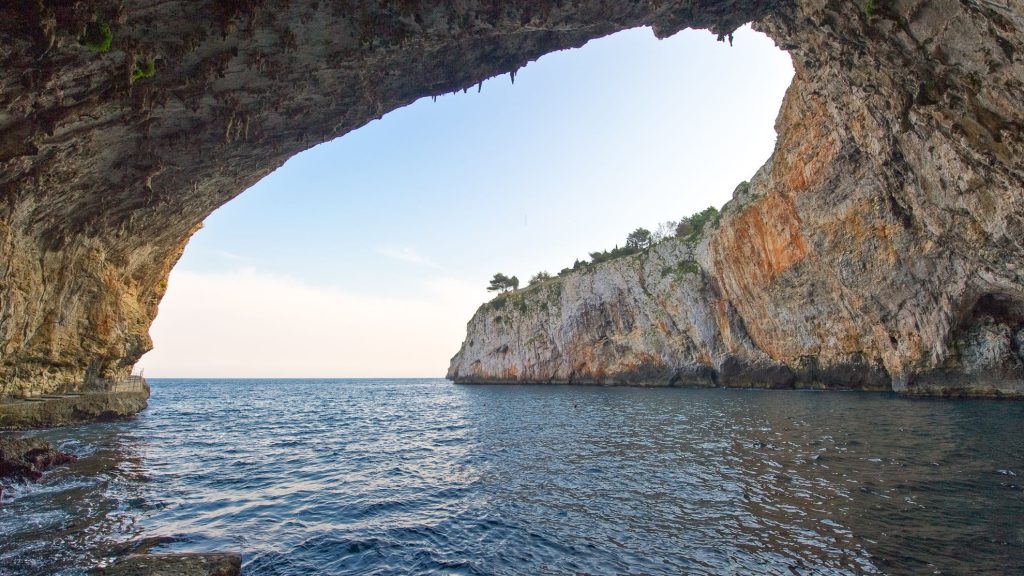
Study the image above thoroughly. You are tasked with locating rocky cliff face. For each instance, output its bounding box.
[448,236,796,388]
[450,1,1024,396]
[1,1,1022,398]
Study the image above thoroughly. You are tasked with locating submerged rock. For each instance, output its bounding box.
[90,553,242,576]
[0,435,76,498]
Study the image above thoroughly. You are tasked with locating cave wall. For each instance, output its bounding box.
[712,0,1024,393]
[2,0,1022,397]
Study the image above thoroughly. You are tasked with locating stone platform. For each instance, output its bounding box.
[0,388,150,430]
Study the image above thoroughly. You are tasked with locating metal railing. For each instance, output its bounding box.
[85,374,148,394]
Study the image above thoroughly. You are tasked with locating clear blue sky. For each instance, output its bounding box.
[138,25,794,378]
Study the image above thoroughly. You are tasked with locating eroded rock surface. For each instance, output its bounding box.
[450,1,1024,396]
[0,388,150,429]
[1,1,1022,398]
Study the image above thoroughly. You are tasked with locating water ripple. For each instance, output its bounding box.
[1,380,1023,575]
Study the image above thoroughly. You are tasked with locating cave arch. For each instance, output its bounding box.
[1,1,1023,398]
[137,24,792,378]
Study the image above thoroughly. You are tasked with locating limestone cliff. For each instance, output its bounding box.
[451,1,1024,396]
[1,1,1022,399]
[448,235,799,388]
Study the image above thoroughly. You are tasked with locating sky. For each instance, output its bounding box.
[136,25,794,378]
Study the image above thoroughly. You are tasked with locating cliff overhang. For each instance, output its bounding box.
[1,1,1022,399]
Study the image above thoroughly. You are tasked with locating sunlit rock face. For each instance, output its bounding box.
[450,1,1024,396]
[1,1,1022,398]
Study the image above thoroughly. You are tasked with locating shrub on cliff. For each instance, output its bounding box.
[589,245,639,264]
[675,206,720,240]
[530,271,552,284]
[131,59,156,82]
[626,227,653,250]
[653,221,678,242]
[488,273,519,293]
[80,22,113,52]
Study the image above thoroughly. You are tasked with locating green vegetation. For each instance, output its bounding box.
[492,314,514,326]
[484,286,539,314]
[486,204,724,300]
[675,206,720,240]
[544,206,719,279]
[131,59,156,82]
[661,260,701,282]
[589,245,640,265]
[487,273,519,293]
[625,227,653,250]
[529,271,552,284]
[556,259,589,276]
[81,22,113,52]
[864,0,878,16]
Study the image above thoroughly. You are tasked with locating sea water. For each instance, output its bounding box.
[1,379,1022,575]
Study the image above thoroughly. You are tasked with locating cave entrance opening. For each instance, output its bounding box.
[136,25,794,379]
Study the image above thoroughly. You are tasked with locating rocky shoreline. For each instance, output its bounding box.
[0,389,151,430]
[0,435,77,501]
[0,382,236,575]
[449,378,1024,399]
[1,432,241,576]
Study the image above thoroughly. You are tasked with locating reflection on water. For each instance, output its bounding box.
[1,380,1022,575]
[0,423,149,575]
